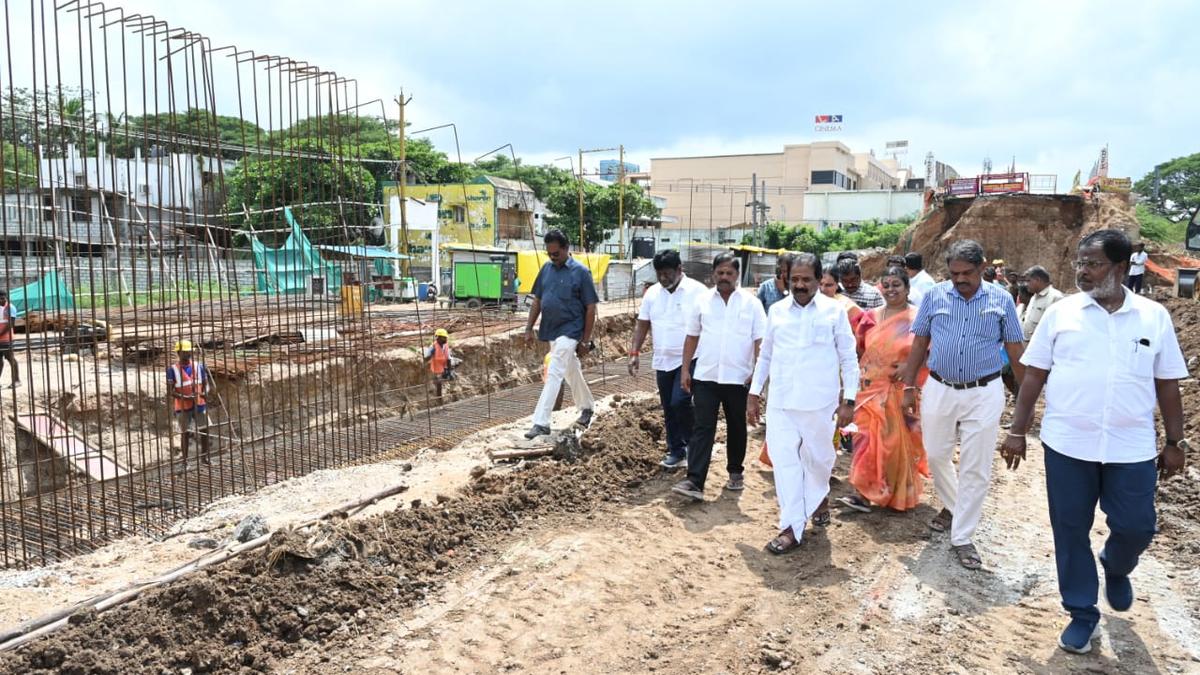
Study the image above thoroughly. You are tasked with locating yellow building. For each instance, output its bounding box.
[382,180,497,250]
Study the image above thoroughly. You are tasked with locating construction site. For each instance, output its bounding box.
[0,2,1198,674]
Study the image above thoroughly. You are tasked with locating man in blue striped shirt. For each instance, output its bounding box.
[900,239,1025,571]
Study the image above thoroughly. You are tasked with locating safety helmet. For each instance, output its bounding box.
[174,340,193,352]
[434,328,449,338]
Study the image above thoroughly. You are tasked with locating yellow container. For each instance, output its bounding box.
[340,284,364,316]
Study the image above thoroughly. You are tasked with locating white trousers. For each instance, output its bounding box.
[919,377,1005,546]
[766,404,837,539]
[532,336,594,427]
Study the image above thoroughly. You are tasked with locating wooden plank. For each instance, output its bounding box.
[488,446,554,460]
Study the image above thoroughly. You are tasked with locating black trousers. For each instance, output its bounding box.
[1125,273,1144,294]
[686,380,748,490]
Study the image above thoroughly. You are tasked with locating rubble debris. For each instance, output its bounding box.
[231,515,270,544]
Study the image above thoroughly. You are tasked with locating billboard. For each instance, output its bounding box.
[979,172,1028,195]
[1099,177,1132,191]
[814,114,843,132]
[946,177,979,197]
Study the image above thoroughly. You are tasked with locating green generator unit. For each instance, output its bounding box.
[452,257,517,308]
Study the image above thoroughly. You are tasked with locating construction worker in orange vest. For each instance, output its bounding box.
[423,328,456,400]
[167,340,213,467]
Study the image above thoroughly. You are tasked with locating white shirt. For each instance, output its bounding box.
[637,274,707,371]
[908,269,936,308]
[685,287,766,385]
[750,293,860,410]
[1130,251,1148,275]
[1021,288,1188,463]
[1020,284,1064,340]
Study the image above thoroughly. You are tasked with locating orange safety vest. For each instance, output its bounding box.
[171,363,206,412]
[430,342,450,375]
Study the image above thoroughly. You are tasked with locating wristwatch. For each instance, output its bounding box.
[1167,439,1191,452]
[843,398,855,407]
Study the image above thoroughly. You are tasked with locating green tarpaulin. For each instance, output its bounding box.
[9,270,75,317]
[251,208,343,294]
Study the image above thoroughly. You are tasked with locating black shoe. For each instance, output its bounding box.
[575,409,594,428]
[524,424,551,440]
[660,452,687,469]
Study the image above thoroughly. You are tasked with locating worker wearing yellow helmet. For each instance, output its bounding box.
[167,339,213,468]
[423,328,456,400]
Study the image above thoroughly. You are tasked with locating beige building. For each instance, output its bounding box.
[648,141,904,238]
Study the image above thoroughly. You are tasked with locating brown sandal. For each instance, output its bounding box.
[929,508,952,533]
[951,543,982,570]
[766,528,800,555]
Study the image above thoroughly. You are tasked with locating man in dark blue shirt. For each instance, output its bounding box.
[523,229,600,438]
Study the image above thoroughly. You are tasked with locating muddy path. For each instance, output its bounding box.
[279,433,1200,674]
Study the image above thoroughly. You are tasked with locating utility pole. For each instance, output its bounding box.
[395,91,412,277]
[759,179,769,245]
[750,172,758,236]
[618,144,626,259]
[577,148,585,250]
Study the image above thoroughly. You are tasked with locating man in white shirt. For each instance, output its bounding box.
[1019,265,1064,341]
[748,253,858,554]
[672,253,766,500]
[629,249,708,469]
[1003,229,1188,655]
[904,252,936,309]
[1126,242,1148,294]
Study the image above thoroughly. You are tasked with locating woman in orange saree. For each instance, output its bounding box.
[838,266,929,512]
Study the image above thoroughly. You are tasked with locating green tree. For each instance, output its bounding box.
[1135,152,1200,219]
[1,86,98,156]
[471,156,574,200]
[741,216,912,257]
[1,141,38,188]
[108,108,264,159]
[224,139,376,245]
[542,181,659,249]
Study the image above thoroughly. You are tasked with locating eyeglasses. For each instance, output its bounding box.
[1070,259,1110,271]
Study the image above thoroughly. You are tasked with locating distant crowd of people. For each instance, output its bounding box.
[520,227,1185,655]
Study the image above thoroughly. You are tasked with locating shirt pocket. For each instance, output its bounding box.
[1121,340,1156,379]
[804,318,835,345]
[973,307,1005,339]
[734,308,756,336]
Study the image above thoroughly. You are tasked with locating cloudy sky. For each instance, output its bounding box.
[9,0,1199,184]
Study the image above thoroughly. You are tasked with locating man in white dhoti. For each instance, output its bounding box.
[748,253,859,554]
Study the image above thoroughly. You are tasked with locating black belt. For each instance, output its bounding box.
[929,370,1001,390]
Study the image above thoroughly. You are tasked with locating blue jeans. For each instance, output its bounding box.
[656,361,695,457]
[1044,444,1157,623]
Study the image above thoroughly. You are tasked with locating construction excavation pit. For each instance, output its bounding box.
[0,301,642,567]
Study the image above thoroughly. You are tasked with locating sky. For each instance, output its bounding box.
[6,0,1199,185]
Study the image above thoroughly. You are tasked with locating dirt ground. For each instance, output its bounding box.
[2,294,1200,674]
[3,390,1200,674]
